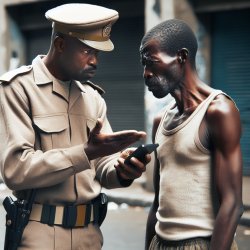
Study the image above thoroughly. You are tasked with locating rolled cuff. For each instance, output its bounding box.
[104,161,133,189]
[67,144,91,173]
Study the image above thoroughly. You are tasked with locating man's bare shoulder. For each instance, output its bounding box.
[207,94,238,120]
[152,108,166,142]
[153,107,166,128]
[206,93,241,143]
[153,113,163,126]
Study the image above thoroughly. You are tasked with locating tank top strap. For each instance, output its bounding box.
[193,90,227,153]
[192,89,237,123]
[199,89,223,112]
[155,100,175,141]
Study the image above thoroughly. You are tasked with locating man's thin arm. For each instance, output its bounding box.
[207,96,244,250]
[145,115,161,249]
[145,159,159,249]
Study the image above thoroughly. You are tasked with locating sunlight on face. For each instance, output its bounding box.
[157,52,176,65]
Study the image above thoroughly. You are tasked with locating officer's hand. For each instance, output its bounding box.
[114,148,151,181]
[85,119,146,160]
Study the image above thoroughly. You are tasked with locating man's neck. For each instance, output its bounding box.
[170,77,212,115]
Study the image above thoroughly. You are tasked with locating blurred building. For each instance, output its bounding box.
[0,0,249,188]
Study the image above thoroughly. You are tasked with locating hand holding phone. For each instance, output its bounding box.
[124,143,159,165]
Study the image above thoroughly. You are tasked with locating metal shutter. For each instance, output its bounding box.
[211,9,250,175]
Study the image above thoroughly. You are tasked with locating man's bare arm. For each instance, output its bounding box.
[207,95,244,250]
[145,115,162,249]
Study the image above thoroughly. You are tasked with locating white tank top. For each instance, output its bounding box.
[155,90,224,241]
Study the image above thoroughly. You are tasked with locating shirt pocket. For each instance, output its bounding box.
[33,114,70,151]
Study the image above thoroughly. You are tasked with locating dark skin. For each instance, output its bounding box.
[42,33,150,182]
[141,39,243,249]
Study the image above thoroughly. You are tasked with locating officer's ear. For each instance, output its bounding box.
[54,34,65,52]
[177,48,189,64]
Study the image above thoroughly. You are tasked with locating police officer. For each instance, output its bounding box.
[0,4,149,249]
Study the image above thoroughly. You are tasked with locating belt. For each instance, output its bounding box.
[29,203,96,228]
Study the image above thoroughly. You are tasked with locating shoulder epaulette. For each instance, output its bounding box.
[0,65,32,83]
[84,81,105,95]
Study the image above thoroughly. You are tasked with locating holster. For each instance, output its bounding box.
[92,193,108,226]
[3,190,36,250]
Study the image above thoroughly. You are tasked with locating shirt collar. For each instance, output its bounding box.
[32,55,72,101]
[32,55,52,85]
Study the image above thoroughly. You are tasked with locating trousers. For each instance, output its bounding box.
[18,221,103,250]
[149,235,238,250]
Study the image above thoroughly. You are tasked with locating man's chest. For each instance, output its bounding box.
[163,108,191,131]
[162,107,210,150]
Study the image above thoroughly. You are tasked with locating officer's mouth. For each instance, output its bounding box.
[86,67,97,74]
[85,70,96,77]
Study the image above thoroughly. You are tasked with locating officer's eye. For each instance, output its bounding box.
[83,49,91,54]
[82,49,98,57]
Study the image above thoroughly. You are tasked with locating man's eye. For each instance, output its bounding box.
[141,59,158,66]
[141,58,146,66]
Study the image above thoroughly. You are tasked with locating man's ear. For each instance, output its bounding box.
[177,48,189,64]
[54,36,65,52]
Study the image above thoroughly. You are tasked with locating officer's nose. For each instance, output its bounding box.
[89,53,99,67]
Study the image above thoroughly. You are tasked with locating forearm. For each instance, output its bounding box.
[210,201,244,250]
[145,203,157,249]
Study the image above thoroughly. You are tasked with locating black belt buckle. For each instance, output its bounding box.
[100,193,108,205]
[62,205,77,228]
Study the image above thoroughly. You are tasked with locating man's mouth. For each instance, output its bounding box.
[147,85,157,91]
[145,81,157,91]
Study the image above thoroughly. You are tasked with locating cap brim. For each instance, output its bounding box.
[78,38,114,52]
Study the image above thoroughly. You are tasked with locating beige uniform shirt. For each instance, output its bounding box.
[0,55,122,205]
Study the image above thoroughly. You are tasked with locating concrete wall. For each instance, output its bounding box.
[0,1,9,75]
[0,0,36,75]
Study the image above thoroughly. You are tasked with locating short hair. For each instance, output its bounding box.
[141,19,198,68]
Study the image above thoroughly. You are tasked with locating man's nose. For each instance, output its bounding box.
[143,68,153,79]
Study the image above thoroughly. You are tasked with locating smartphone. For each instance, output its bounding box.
[124,143,159,165]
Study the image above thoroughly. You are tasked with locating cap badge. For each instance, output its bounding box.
[102,24,112,38]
